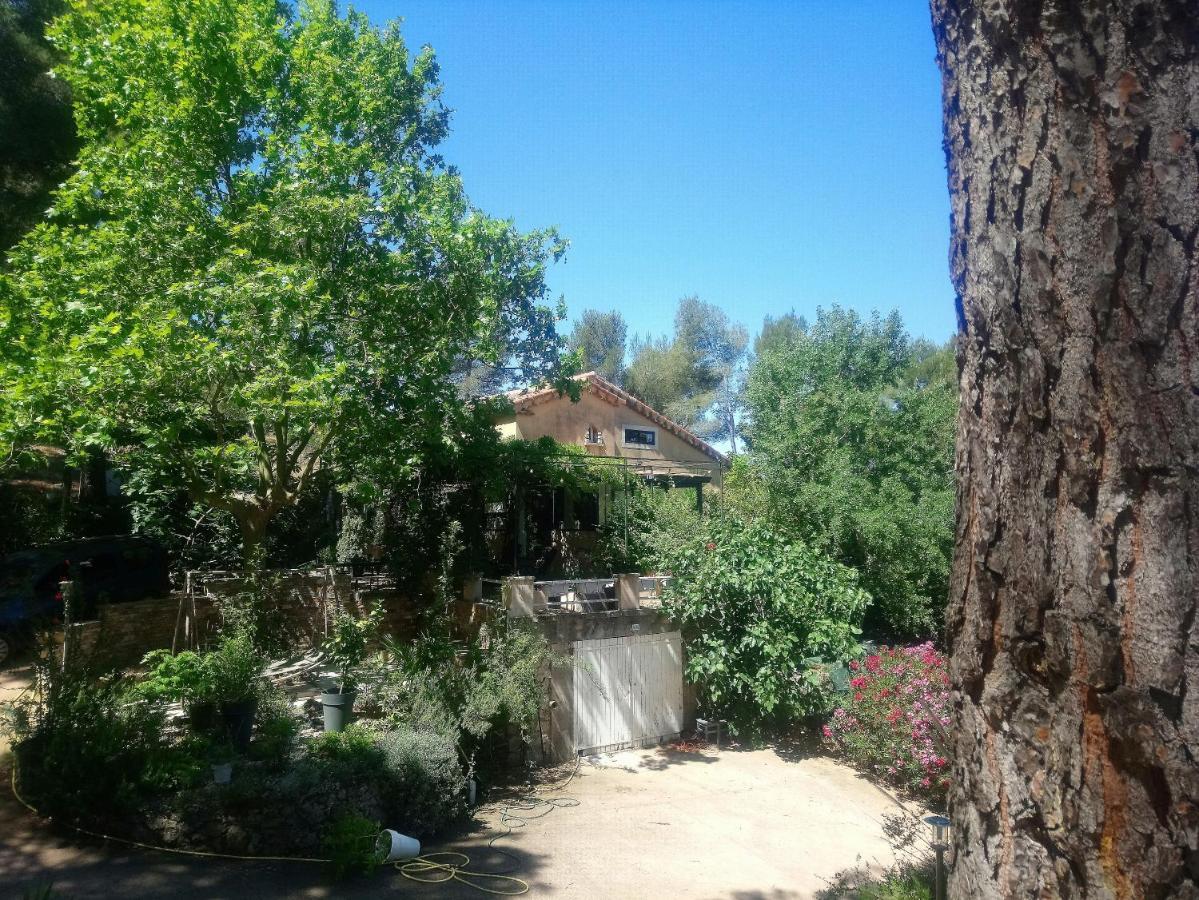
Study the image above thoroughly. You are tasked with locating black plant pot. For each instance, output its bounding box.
[187,700,220,735]
[220,698,258,752]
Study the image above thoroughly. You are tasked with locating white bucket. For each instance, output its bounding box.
[211,763,232,785]
[378,829,421,862]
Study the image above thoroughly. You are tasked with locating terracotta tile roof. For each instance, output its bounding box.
[504,372,729,465]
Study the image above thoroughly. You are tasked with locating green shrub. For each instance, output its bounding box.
[365,622,558,779]
[137,649,214,706]
[249,683,301,767]
[661,518,870,732]
[8,667,190,816]
[308,724,386,774]
[322,605,384,692]
[138,631,265,712]
[206,631,265,703]
[304,723,465,836]
[375,726,466,834]
[321,813,382,879]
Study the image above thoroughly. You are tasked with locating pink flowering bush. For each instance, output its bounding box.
[821,642,951,805]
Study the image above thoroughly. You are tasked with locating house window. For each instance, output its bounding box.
[623,425,657,447]
[585,425,604,445]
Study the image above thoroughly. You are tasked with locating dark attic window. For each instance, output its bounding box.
[624,426,656,447]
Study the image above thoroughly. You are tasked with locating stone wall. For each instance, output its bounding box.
[58,571,436,668]
[63,595,186,667]
[183,572,426,651]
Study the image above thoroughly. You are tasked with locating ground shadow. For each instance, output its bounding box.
[710,727,825,764]
[1,758,554,900]
[636,743,722,771]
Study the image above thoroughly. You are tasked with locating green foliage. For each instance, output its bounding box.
[204,630,265,703]
[216,569,295,658]
[593,479,705,575]
[625,296,748,440]
[136,649,212,705]
[322,604,384,691]
[248,683,301,766]
[817,865,936,900]
[754,310,808,357]
[0,0,78,254]
[137,628,266,710]
[373,726,467,834]
[306,723,466,836]
[321,812,382,879]
[335,506,383,565]
[365,620,558,779]
[8,666,196,817]
[355,412,620,586]
[0,0,567,560]
[743,305,956,637]
[20,881,60,900]
[661,518,869,732]
[309,723,385,771]
[569,309,628,384]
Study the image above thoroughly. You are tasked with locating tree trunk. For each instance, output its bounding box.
[930,2,1198,897]
[237,512,270,568]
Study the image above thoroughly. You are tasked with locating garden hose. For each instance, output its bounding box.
[396,754,583,895]
[10,751,583,895]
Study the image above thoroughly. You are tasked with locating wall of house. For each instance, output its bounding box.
[496,390,720,478]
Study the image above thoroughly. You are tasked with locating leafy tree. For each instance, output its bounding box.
[662,518,869,732]
[0,0,77,255]
[0,0,566,561]
[625,296,748,443]
[744,306,955,636]
[754,310,807,357]
[569,308,627,385]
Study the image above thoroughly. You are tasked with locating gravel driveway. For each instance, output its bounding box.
[2,738,919,899]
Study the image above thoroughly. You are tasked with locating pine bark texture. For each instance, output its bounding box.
[931,2,1199,898]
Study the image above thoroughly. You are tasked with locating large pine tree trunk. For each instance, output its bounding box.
[930,2,1198,897]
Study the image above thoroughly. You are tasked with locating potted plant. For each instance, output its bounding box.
[207,631,265,751]
[320,605,383,732]
[138,649,219,732]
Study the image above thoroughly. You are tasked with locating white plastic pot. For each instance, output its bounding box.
[211,762,233,784]
[378,829,421,862]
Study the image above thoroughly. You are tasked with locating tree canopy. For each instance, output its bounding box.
[743,306,956,636]
[0,0,77,255]
[624,295,748,445]
[0,0,567,558]
[568,308,627,385]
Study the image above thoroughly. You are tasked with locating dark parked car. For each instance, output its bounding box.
[0,535,170,665]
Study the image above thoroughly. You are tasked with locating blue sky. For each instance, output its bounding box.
[356,1,955,345]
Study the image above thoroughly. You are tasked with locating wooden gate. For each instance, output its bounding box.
[572,631,684,754]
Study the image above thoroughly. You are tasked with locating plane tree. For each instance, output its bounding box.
[0,0,567,560]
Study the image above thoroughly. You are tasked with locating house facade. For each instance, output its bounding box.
[491,372,728,575]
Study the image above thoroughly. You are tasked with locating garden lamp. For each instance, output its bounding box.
[924,815,951,900]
